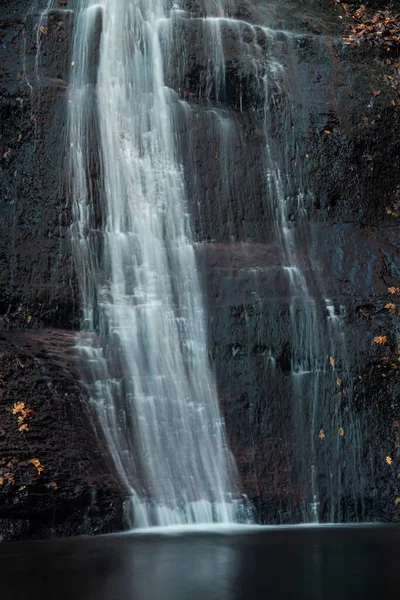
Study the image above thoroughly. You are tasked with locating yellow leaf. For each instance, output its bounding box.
[29,459,44,475]
[27,315,32,324]
[374,335,388,345]
[392,100,396,107]
[39,26,47,35]
[338,427,344,437]
[12,402,25,415]
[323,130,331,134]
[386,456,393,465]
[386,208,399,217]
[395,498,400,505]
[329,356,335,367]
[336,378,342,386]
[19,423,29,432]
[318,429,325,439]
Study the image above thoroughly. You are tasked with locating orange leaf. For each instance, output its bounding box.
[388,287,400,296]
[374,335,388,344]
[29,459,44,475]
[384,303,396,311]
[12,402,25,415]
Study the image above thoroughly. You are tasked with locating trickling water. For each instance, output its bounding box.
[67,0,251,527]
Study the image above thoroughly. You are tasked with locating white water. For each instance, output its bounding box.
[67,0,251,527]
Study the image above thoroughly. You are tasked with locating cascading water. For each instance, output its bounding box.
[67,0,250,527]
[27,0,370,526]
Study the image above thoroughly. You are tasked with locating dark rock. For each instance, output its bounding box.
[0,330,127,540]
[1,0,400,536]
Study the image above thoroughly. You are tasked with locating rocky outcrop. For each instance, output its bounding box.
[0,0,399,537]
[0,2,126,539]
[0,330,126,540]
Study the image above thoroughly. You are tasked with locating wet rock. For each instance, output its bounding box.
[0,0,400,534]
[0,330,127,540]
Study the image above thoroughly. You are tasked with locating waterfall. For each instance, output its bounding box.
[67,0,251,527]
[25,0,369,526]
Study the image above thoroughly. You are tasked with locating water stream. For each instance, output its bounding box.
[27,0,367,526]
[68,0,251,527]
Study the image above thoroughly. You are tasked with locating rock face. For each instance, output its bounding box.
[0,1,126,540]
[0,0,399,538]
[0,330,125,540]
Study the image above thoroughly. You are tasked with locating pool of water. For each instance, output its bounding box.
[0,524,398,599]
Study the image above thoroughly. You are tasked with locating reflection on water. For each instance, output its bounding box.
[0,526,399,600]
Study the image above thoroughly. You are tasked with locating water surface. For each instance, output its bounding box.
[1,525,398,599]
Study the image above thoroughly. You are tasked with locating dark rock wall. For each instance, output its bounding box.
[0,1,126,540]
[0,0,399,537]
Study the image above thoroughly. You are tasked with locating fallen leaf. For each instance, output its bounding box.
[386,208,399,216]
[39,25,47,35]
[4,473,14,485]
[329,356,335,367]
[372,90,381,96]
[338,427,344,437]
[318,429,325,439]
[0,477,3,486]
[374,335,388,344]
[323,130,332,134]
[386,456,393,465]
[46,482,57,491]
[392,100,396,106]
[337,378,342,386]
[385,303,396,311]
[19,423,29,432]
[12,402,25,415]
[388,287,400,296]
[29,458,44,475]
[395,498,400,505]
